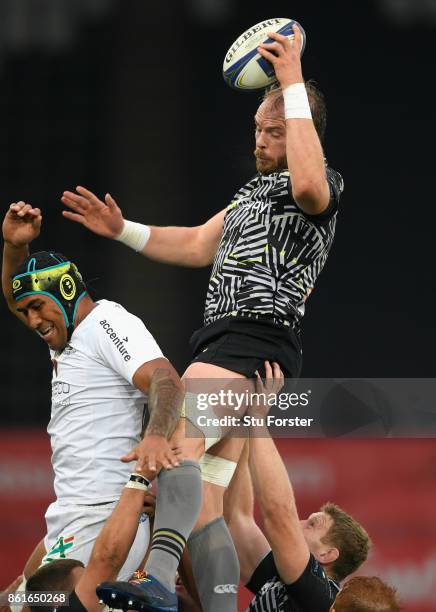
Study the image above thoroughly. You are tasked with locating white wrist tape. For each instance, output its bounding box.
[200,453,237,488]
[115,220,151,252]
[283,83,312,120]
[125,472,150,491]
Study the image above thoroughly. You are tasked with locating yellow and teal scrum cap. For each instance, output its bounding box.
[12,251,86,340]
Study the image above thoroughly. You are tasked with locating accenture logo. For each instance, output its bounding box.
[99,319,131,362]
[214,584,238,594]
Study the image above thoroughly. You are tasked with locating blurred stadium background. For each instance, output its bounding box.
[1,1,435,610]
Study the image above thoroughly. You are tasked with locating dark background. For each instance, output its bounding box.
[1,0,435,424]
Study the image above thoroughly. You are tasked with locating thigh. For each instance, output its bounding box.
[184,361,255,433]
[43,503,110,565]
[183,361,248,379]
[170,362,251,454]
[207,436,246,463]
[23,538,46,579]
[176,363,250,528]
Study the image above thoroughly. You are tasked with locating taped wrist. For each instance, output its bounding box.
[115,220,151,252]
[125,472,151,491]
[283,82,312,120]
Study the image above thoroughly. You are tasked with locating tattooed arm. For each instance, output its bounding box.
[122,358,184,474]
[146,367,184,439]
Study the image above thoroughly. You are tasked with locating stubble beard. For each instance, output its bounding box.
[255,155,288,175]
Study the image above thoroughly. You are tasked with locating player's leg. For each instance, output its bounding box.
[132,393,206,611]
[23,538,46,579]
[15,502,60,607]
[142,362,248,588]
[13,537,47,608]
[96,363,253,611]
[179,325,299,610]
[173,361,254,612]
[141,459,202,591]
[188,437,245,612]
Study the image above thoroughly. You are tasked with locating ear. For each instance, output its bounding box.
[318,546,339,565]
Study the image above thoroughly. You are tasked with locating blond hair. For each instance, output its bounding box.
[321,502,371,582]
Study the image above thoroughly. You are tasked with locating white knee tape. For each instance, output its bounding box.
[183,392,222,449]
[200,453,237,488]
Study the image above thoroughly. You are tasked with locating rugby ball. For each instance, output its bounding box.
[223,18,306,91]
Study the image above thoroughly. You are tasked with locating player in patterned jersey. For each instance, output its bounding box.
[61,24,343,611]
[225,364,370,612]
[2,202,203,612]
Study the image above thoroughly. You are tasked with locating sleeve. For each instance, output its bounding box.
[284,554,336,611]
[245,550,277,594]
[293,167,344,226]
[94,307,164,384]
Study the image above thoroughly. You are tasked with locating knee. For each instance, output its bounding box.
[170,418,206,461]
[173,437,205,462]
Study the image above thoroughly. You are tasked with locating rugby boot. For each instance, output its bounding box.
[96,571,177,612]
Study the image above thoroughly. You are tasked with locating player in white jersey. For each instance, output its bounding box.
[2,202,203,611]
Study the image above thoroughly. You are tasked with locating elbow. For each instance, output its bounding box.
[291,178,316,201]
[261,499,298,525]
[292,179,330,215]
[189,247,213,268]
[191,229,215,267]
[263,506,298,539]
[190,253,211,268]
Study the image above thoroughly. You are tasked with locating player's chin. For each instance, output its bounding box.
[256,159,278,175]
[46,332,67,351]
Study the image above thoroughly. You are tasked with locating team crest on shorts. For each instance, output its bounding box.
[44,535,75,563]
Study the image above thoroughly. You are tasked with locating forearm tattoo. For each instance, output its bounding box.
[146,368,183,438]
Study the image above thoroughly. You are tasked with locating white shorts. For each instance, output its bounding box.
[42,500,150,580]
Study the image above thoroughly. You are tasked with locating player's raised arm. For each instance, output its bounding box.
[69,477,150,612]
[224,441,271,585]
[258,25,330,214]
[1,202,41,315]
[248,362,311,585]
[61,186,225,267]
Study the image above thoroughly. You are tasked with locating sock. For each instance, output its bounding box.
[145,460,202,593]
[188,517,240,612]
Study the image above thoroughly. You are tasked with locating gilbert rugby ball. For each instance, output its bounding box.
[223,18,306,91]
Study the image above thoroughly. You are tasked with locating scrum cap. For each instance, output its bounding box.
[12,251,86,340]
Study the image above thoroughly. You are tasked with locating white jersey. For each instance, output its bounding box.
[48,299,164,503]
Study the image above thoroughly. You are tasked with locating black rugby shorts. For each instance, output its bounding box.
[189,316,302,378]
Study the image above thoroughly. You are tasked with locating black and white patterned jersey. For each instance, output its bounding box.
[203,168,343,330]
[246,551,340,612]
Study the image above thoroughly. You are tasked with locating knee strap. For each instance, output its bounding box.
[200,453,237,488]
